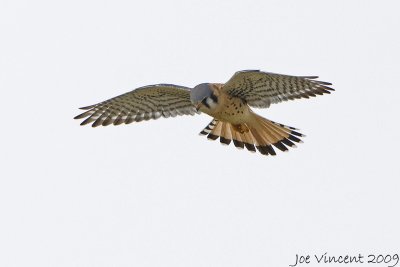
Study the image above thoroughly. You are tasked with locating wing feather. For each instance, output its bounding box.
[222,70,334,108]
[74,84,197,127]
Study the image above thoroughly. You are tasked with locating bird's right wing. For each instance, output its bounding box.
[74,84,198,127]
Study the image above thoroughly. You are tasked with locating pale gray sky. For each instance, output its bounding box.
[1,0,399,266]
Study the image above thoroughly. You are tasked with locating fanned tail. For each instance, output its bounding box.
[199,114,305,156]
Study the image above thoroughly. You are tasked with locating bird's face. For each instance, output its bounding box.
[190,83,219,112]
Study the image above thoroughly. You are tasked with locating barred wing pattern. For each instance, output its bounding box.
[74,84,197,127]
[222,70,334,108]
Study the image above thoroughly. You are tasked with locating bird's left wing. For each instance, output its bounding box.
[74,84,197,127]
[222,70,334,108]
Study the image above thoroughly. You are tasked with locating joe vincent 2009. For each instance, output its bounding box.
[289,253,364,266]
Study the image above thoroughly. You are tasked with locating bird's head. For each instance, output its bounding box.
[190,83,218,112]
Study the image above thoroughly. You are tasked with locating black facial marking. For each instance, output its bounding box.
[201,98,210,108]
[210,93,218,103]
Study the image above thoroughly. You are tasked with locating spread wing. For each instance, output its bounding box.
[222,70,334,108]
[74,84,197,127]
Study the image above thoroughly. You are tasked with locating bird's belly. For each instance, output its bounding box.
[207,97,251,124]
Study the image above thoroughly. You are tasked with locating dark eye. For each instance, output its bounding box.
[210,93,218,103]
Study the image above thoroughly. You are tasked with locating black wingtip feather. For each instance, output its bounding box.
[79,105,96,110]
[113,118,124,125]
[80,117,94,126]
[102,117,114,126]
[317,81,332,85]
[301,76,319,79]
[322,86,335,91]
[74,113,87,120]
[92,118,103,127]
[125,117,135,124]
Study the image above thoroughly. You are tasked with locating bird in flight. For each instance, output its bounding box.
[74,70,334,156]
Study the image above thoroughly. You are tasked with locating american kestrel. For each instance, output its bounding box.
[74,70,334,156]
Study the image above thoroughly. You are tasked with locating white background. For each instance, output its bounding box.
[1,0,399,266]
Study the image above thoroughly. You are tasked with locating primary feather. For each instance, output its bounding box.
[74,84,197,127]
[222,70,334,108]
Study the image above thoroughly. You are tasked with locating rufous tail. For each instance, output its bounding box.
[199,114,305,156]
